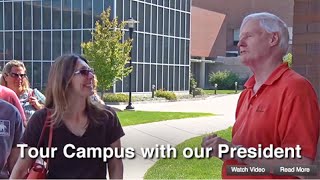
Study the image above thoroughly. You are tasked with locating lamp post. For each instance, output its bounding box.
[214,83,218,95]
[235,81,238,94]
[125,17,139,110]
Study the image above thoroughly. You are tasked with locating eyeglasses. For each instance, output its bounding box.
[8,72,27,78]
[74,68,95,76]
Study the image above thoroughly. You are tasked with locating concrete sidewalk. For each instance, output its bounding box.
[111,94,240,179]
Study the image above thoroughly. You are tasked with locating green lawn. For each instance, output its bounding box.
[117,111,214,126]
[203,89,241,95]
[144,127,232,179]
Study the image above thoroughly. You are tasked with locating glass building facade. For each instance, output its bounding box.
[0,0,191,92]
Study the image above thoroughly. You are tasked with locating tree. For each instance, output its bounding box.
[81,8,132,97]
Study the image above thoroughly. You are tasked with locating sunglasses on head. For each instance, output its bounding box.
[74,68,95,76]
[8,72,27,78]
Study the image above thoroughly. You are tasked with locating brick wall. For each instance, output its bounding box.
[293,0,320,175]
[292,0,320,101]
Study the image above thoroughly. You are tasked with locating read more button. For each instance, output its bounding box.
[273,165,318,176]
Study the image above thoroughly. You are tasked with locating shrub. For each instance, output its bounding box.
[189,73,197,94]
[283,53,292,67]
[193,88,204,96]
[209,70,240,90]
[155,90,177,101]
[103,93,129,102]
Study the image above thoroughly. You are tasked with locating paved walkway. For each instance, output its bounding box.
[110,94,240,179]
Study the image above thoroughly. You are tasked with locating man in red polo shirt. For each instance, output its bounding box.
[202,12,320,179]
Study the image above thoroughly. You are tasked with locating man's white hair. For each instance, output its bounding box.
[240,12,289,55]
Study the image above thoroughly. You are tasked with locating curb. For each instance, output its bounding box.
[105,94,228,105]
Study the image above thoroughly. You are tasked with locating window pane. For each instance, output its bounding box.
[157,36,162,63]
[62,31,71,54]
[145,4,150,33]
[52,0,61,29]
[137,64,143,92]
[151,65,156,89]
[115,79,122,92]
[170,0,175,9]
[163,65,168,90]
[169,38,174,64]
[170,10,174,36]
[151,35,156,63]
[83,0,92,28]
[43,2,51,29]
[73,0,81,29]
[24,31,31,60]
[179,66,184,90]
[175,39,179,64]
[158,7,163,34]
[144,64,150,92]
[62,0,71,29]
[33,31,41,60]
[175,12,180,37]
[0,3,3,30]
[33,62,41,89]
[181,0,186,11]
[14,2,22,30]
[176,0,180,10]
[33,1,41,29]
[72,30,81,54]
[137,33,143,62]
[181,13,185,37]
[5,32,13,60]
[23,2,31,30]
[164,0,169,7]
[138,3,144,31]
[186,14,190,38]
[157,65,162,89]
[145,34,150,63]
[169,66,173,91]
[180,40,185,64]
[14,32,22,60]
[187,0,191,12]
[164,8,169,35]
[42,62,51,88]
[104,0,113,10]
[163,37,168,64]
[43,31,51,60]
[186,40,190,64]
[82,30,91,43]
[116,0,123,22]
[132,32,137,62]
[4,2,12,30]
[93,0,103,22]
[124,0,130,22]
[52,31,61,59]
[132,1,138,20]
[152,5,157,34]
[174,66,179,90]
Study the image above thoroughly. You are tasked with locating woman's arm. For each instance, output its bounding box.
[108,139,123,179]
[9,147,34,179]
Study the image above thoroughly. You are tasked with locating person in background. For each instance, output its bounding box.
[10,54,124,179]
[0,85,26,126]
[1,60,46,122]
[202,12,319,179]
[91,74,105,105]
[0,99,24,179]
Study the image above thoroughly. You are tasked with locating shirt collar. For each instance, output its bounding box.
[244,62,290,89]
